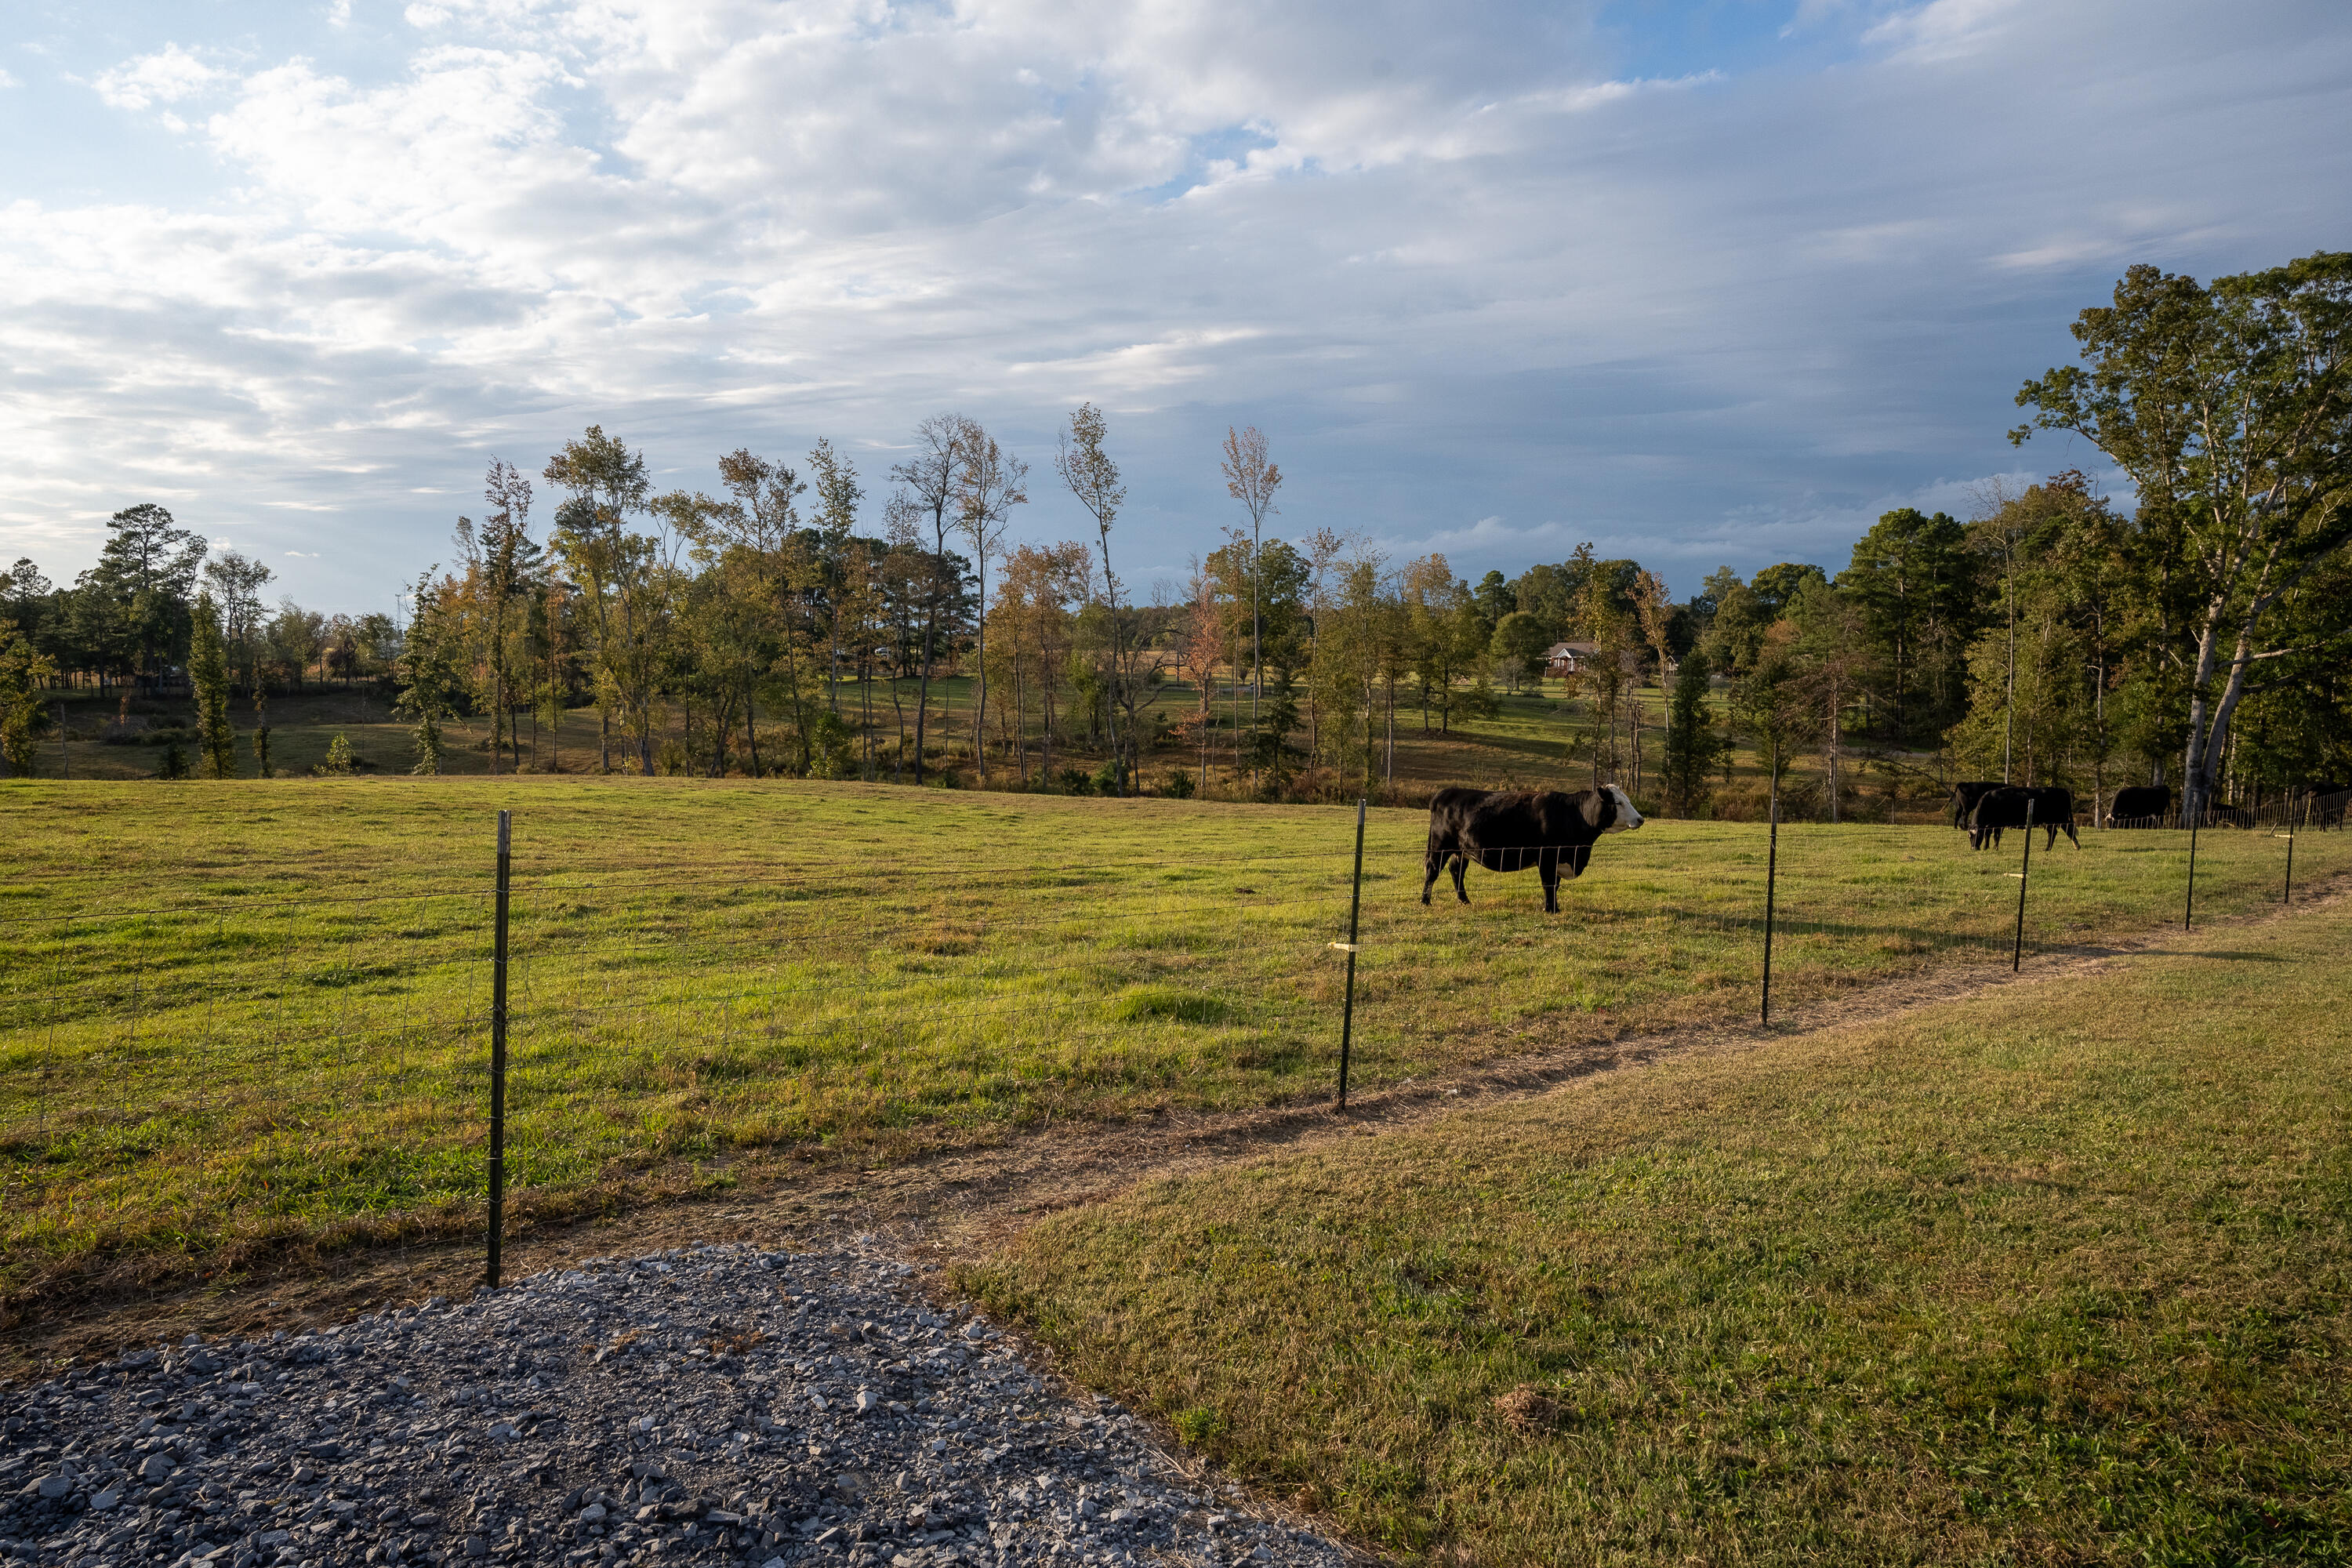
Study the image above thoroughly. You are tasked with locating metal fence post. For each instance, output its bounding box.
[2284,793,2302,906]
[2011,797,2034,971]
[487,809,511,1288]
[1335,797,1366,1109]
[1761,745,1780,1025]
[2183,808,2200,931]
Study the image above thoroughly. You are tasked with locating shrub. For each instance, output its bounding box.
[1162,768,1196,800]
[1058,766,1091,796]
[315,733,354,777]
[156,742,190,780]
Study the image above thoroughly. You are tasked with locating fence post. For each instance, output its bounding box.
[1335,797,1367,1109]
[2012,797,2034,971]
[2284,793,2302,906]
[487,809,511,1288]
[1761,744,1780,1025]
[2183,808,2200,931]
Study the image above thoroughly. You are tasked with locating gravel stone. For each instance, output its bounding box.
[0,1241,1350,1566]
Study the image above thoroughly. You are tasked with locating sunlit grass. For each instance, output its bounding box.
[971,902,2352,1564]
[2,778,2342,1301]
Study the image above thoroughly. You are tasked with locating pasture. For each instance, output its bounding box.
[970,901,2352,1565]
[2,779,2342,1311]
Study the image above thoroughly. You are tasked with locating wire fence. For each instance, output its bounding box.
[4,794,2347,1284]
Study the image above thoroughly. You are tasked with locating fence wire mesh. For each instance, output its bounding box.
[5,802,2347,1276]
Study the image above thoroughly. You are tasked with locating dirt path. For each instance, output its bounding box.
[8,877,2343,1381]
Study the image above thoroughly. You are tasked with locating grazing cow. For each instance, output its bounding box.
[1947,781,2005,829]
[1423,786,1644,913]
[2106,784,2170,826]
[1967,786,2080,851]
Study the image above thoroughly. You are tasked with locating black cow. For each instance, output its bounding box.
[2106,785,2169,827]
[1422,786,1645,913]
[1948,781,2005,829]
[1968,786,2080,851]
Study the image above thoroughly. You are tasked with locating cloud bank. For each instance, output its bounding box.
[2,0,2347,608]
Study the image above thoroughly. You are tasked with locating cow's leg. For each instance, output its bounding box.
[1422,841,1443,905]
[1451,852,1469,902]
[1540,848,1560,913]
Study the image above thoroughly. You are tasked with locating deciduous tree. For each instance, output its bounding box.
[2013,251,2352,822]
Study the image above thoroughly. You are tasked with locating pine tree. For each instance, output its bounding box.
[1661,655,1723,815]
[190,592,237,779]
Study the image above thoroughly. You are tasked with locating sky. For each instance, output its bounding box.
[4,0,2349,617]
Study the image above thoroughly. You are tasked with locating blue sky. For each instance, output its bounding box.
[5,0,2349,615]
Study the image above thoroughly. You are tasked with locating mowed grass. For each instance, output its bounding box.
[1,779,2342,1308]
[970,902,2352,1566]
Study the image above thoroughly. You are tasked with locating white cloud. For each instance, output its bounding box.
[1864,0,2033,62]
[0,67,20,90]
[5,0,2350,605]
[93,42,227,113]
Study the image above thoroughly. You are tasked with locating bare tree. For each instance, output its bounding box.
[950,418,1027,787]
[1219,426,1282,779]
[1055,403,1133,793]
[891,416,964,786]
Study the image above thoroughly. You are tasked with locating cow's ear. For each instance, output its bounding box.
[1583,791,1603,827]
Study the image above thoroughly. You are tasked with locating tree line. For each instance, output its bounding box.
[4,253,2346,819]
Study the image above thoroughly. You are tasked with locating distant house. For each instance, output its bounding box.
[1544,641,1599,678]
[1544,641,1653,680]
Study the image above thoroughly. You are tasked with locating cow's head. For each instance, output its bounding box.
[1602,784,1644,833]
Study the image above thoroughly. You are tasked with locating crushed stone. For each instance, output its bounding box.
[0,1243,1350,1566]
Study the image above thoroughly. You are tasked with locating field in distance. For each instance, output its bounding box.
[24,673,1903,820]
[1,779,2339,1311]
[971,899,2352,1564]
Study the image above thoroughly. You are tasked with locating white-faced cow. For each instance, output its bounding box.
[1422,786,1644,913]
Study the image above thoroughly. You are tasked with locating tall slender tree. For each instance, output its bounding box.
[1219,426,1282,772]
[951,418,1027,786]
[891,416,964,786]
[1056,403,1132,793]
[808,437,863,717]
[545,426,654,772]
[188,591,236,779]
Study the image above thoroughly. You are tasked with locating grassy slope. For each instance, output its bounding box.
[2,779,2339,1313]
[971,901,2352,1566]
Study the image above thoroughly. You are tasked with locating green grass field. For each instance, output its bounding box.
[971,900,2352,1566]
[27,673,1866,813]
[2,779,2341,1312]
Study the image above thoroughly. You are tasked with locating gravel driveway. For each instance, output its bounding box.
[0,1243,1351,1567]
